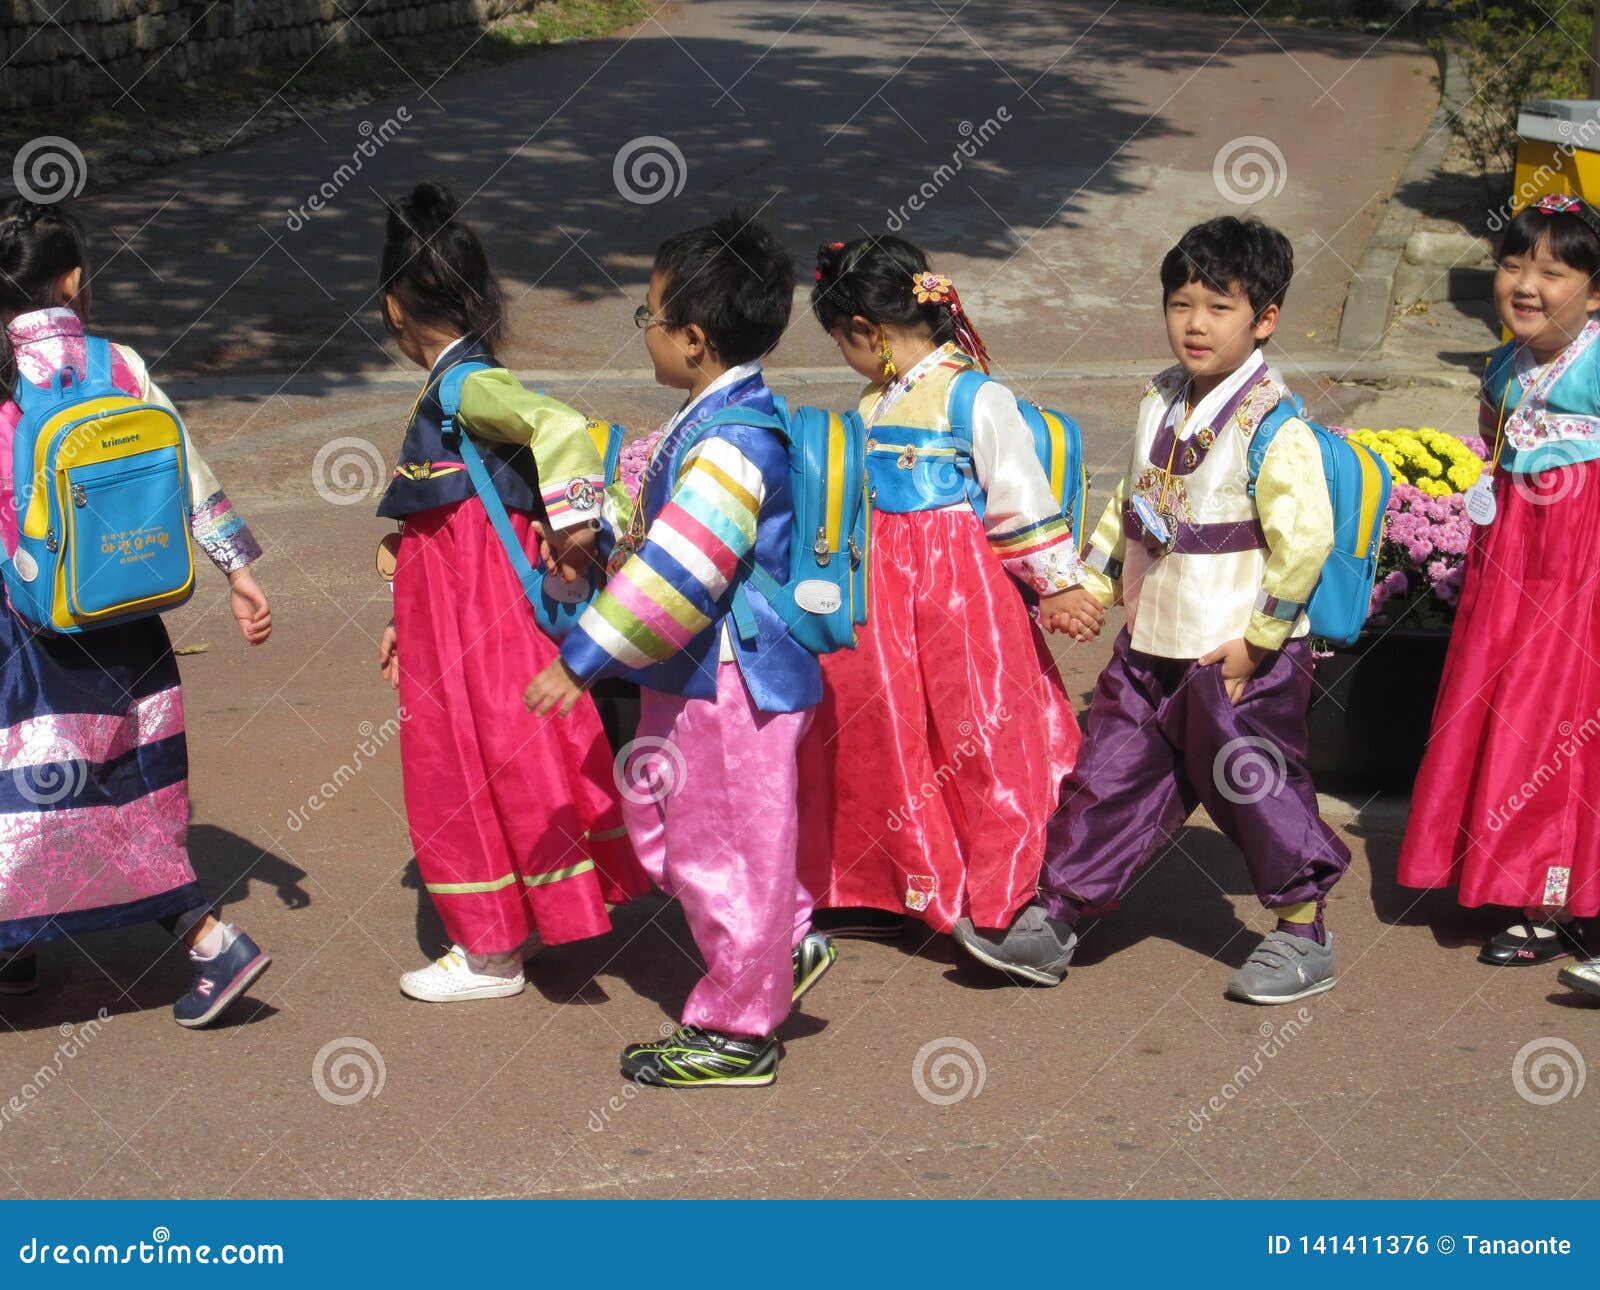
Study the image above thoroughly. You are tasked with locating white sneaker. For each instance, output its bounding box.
[399,945,525,1003]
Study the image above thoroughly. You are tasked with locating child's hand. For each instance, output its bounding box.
[1039,586,1105,642]
[523,658,585,718]
[378,620,400,690]
[227,568,272,645]
[1198,637,1270,704]
[541,522,600,585]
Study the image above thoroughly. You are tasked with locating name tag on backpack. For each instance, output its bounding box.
[793,579,842,615]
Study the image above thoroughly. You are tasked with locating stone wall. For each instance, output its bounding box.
[0,0,539,110]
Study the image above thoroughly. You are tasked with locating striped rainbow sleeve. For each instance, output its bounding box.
[561,436,767,680]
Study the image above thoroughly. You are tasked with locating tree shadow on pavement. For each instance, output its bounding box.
[68,0,1376,378]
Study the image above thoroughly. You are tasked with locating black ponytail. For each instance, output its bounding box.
[811,234,955,344]
[0,198,91,399]
[378,181,505,350]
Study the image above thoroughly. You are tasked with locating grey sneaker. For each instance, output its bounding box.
[953,902,1077,986]
[1557,958,1600,999]
[1225,929,1336,1005]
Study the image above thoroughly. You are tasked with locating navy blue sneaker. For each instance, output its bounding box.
[0,952,38,996]
[173,930,271,1029]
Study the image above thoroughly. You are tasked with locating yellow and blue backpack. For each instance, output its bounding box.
[3,337,195,633]
[1247,394,1391,647]
[695,398,871,655]
[947,369,1089,551]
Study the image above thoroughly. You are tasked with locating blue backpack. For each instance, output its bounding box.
[438,360,623,642]
[947,370,1089,549]
[3,337,195,633]
[687,399,870,655]
[1247,394,1392,647]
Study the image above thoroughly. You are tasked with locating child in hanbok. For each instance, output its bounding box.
[0,198,275,1026]
[1401,194,1600,970]
[374,182,645,1003]
[525,212,832,1088]
[960,217,1350,1002]
[796,235,1091,954]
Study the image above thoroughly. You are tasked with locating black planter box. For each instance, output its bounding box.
[1306,629,1450,794]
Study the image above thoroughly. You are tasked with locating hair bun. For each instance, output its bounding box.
[405,181,459,230]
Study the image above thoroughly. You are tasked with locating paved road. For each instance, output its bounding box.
[77,0,1435,381]
[8,4,1588,1204]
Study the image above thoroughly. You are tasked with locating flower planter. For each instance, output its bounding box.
[1306,628,1450,793]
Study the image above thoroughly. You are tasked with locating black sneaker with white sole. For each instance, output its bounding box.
[0,952,38,996]
[1480,919,1587,967]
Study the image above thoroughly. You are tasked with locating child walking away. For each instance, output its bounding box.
[798,236,1091,948]
[957,217,1350,1001]
[375,182,646,1003]
[1400,194,1600,967]
[0,198,274,1026]
[524,212,831,1088]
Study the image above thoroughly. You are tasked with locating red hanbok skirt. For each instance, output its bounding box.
[393,501,647,954]
[1398,462,1600,916]
[797,509,1081,932]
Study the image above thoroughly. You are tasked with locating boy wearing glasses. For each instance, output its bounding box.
[524,212,831,1088]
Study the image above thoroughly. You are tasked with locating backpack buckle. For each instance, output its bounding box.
[813,526,831,567]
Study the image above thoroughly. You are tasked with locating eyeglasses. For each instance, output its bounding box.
[633,304,674,330]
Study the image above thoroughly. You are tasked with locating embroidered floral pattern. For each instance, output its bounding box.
[1504,319,1600,451]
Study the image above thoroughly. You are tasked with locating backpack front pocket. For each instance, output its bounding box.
[63,448,194,618]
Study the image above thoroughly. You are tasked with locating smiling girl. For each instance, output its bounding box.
[1400,194,1600,968]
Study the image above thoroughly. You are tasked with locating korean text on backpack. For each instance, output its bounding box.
[3,337,195,634]
[1247,393,1392,648]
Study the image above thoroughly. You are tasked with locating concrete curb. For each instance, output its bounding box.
[1336,44,1467,355]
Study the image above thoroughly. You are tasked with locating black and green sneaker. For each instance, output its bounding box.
[792,931,837,1003]
[621,1026,778,1088]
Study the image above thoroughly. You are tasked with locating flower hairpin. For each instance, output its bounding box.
[912,271,953,305]
[1533,193,1583,214]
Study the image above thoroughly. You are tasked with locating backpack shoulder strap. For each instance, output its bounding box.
[1246,392,1308,494]
[945,368,992,452]
[439,360,545,608]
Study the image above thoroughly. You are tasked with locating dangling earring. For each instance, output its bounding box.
[879,338,898,380]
